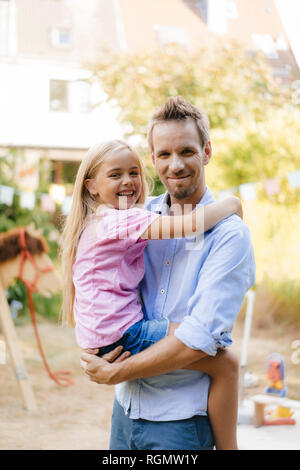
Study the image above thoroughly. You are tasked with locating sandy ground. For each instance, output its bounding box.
[238,402,300,450]
[0,318,299,450]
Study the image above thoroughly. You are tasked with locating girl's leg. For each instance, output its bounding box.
[168,323,239,450]
[186,348,239,450]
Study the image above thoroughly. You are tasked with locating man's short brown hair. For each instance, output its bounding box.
[148,96,210,150]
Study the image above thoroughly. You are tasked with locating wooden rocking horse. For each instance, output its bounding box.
[0,223,71,412]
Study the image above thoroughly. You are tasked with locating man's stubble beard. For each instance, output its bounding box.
[167,183,197,200]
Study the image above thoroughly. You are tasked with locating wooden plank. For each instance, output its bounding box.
[0,339,5,364]
[0,282,37,412]
[253,402,265,428]
[251,394,300,409]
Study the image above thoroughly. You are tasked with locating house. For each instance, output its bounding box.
[0,0,298,189]
[0,0,123,188]
[118,0,299,83]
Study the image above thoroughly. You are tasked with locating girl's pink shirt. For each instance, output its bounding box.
[72,205,159,348]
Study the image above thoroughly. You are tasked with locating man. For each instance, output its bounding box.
[81,96,256,450]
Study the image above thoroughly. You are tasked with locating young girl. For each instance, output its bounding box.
[61,139,242,450]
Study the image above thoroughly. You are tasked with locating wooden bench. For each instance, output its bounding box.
[251,394,300,427]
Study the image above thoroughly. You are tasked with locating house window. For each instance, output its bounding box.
[276,32,288,51]
[226,1,238,19]
[49,79,90,113]
[50,27,72,48]
[251,34,278,59]
[274,65,292,77]
[207,0,228,34]
[264,2,272,14]
[153,25,189,47]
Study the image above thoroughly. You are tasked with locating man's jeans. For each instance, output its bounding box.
[109,399,215,450]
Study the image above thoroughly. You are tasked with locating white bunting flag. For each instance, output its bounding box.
[0,185,14,206]
[217,188,235,200]
[19,191,36,210]
[239,183,257,201]
[61,196,73,215]
[287,170,300,189]
[264,178,280,196]
[40,194,56,213]
[49,184,66,205]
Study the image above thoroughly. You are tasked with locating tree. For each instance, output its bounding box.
[88,42,300,193]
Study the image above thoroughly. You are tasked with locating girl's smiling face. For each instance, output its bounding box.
[85,147,142,209]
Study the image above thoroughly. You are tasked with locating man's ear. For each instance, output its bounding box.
[84,179,97,195]
[203,141,212,165]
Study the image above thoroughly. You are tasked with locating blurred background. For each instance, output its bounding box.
[1,0,300,327]
[0,0,300,449]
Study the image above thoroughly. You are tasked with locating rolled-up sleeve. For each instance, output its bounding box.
[174,223,256,356]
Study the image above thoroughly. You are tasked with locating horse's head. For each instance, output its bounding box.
[0,224,62,296]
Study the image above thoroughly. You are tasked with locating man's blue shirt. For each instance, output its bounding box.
[115,187,256,421]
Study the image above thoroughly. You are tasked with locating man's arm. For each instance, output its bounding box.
[81,334,206,385]
[81,221,255,385]
[174,222,255,356]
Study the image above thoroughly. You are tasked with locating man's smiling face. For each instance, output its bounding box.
[151,118,212,204]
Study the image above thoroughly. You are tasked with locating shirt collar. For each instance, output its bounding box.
[151,186,216,215]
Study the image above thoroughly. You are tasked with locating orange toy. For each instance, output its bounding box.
[264,353,287,397]
[263,353,295,425]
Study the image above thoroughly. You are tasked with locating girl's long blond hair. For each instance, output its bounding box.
[60,139,151,327]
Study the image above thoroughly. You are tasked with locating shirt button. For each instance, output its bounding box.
[160,289,165,294]
[166,260,171,266]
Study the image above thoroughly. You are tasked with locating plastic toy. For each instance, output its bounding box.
[252,394,299,427]
[264,404,296,426]
[264,353,287,397]
[260,353,295,426]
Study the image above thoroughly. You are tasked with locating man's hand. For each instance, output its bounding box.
[81,336,206,385]
[81,345,131,362]
[80,346,130,385]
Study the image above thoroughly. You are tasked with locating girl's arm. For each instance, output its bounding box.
[141,196,242,240]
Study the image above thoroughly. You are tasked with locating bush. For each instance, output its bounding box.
[243,200,300,327]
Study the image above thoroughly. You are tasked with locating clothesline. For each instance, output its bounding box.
[0,168,300,215]
[0,183,72,215]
